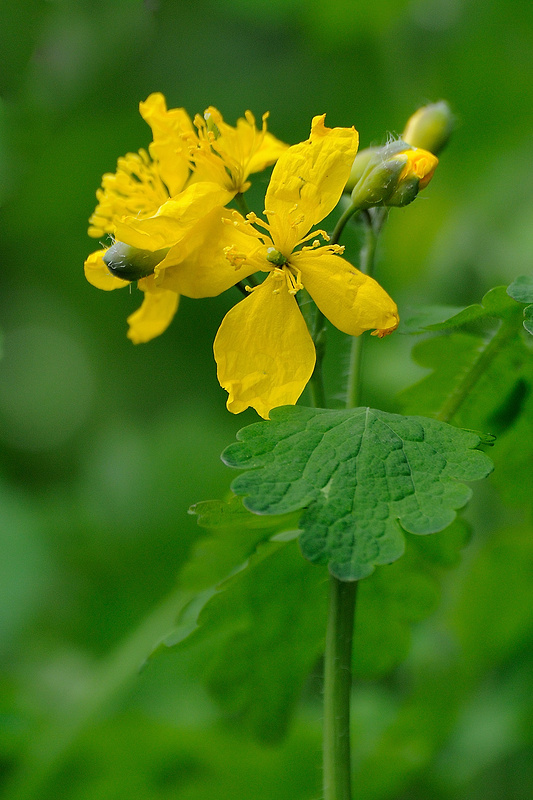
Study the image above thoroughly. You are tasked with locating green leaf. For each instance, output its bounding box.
[398,305,468,334]
[507,274,533,304]
[399,283,532,430]
[487,383,533,510]
[524,306,533,335]
[184,496,300,592]
[222,406,492,581]
[352,520,470,678]
[507,275,533,334]
[399,286,521,335]
[160,538,328,743]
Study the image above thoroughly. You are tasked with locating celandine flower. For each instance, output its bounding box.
[84,93,287,343]
[213,115,400,419]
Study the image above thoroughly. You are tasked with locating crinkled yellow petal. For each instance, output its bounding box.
[295,251,399,336]
[214,273,316,418]
[115,182,234,251]
[84,250,130,291]
[157,208,261,298]
[266,115,359,253]
[139,93,194,197]
[126,280,180,344]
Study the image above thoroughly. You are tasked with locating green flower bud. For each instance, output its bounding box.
[402,101,454,156]
[103,241,169,282]
[350,140,438,210]
[344,147,380,193]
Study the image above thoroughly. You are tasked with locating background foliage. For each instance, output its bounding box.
[1,1,532,798]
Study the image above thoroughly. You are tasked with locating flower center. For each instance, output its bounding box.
[266,247,287,267]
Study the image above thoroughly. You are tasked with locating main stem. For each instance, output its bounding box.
[322,208,385,800]
[323,577,358,800]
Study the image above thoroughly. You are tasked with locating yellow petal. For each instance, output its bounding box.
[214,273,316,418]
[295,251,399,336]
[265,115,359,253]
[126,281,180,344]
[84,250,129,291]
[242,129,289,175]
[193,109,288,193]
[139,93,193,197]
[158,208,261,298]
[115,182,234,251]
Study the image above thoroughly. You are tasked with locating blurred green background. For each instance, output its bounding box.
[1,1,532,798]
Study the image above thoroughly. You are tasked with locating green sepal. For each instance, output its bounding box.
[103,241,169,282]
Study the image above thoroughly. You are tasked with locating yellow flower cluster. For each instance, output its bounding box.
[85,93,287,344]
[85,95,405,418]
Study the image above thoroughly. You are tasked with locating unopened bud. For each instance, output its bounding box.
[402,101,454,156]
[344,147,379,193]
[103,241,169,282]
[350,140,438,210]
[387,147,438,205]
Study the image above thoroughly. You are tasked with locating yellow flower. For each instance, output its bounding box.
[84,93,287,343]
[213,116,399,419]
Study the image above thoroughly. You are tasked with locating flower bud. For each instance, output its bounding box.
[402,101,454,156]
[344,147,379,193]
[350,140,438,210]
[103,241,169,282]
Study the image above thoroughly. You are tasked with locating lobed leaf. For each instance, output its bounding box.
[507,275,533,334]
[399,280,533,431]
[159,538,328,743]
[222,406,492,581]
[399,285,522,335]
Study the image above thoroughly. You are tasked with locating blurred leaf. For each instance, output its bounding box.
[452,524,533,673]
[353,519,470,678]
[507,275,533,304]
[160,539,328,743]
[507,275,533,334]
[184,495,301,592]
[399,284,532,432]
[222,406,492,580]
[487,378,533,510]
[524,306,533,335]
[37,713,322,800]
[399,285,522,335]
[398,304,465,334]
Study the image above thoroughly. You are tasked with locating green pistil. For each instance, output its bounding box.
[266,247,287,267]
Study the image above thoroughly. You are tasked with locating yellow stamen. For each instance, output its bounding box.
[224,244,249,268]
[371,324,398,338]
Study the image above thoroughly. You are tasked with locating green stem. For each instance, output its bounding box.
[323,576,358,800]
[436,318,518,424]
[234,192,250,217]
[345,210,381,410]
[330,203,360,246]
